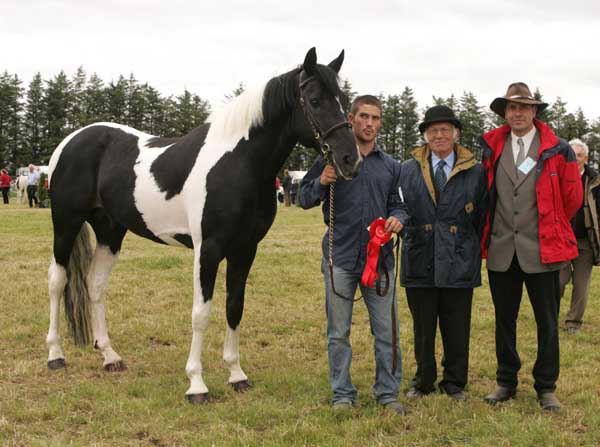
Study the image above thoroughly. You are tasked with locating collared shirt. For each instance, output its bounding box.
[27,170,40,186]
[299,145,403,274]
[431,150,455,178]
[511,126,537,162]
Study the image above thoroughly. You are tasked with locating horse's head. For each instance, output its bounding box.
[296,48,361,180]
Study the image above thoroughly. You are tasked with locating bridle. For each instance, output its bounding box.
[298,74,352,163]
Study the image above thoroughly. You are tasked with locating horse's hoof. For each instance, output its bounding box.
[104,360,127,372]
[231,380,252,393]
[187,393,209,404]
[47,358,66,370]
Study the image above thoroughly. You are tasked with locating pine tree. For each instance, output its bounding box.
[106,75,128,123]
[126,74,146,129]
[43,71,71,162]
[175,89,196,134]
[85,73,107,123]
[143,85,165,135]
[379,94,401,157]
[340,79,356,115]
[0,73,24,168]
[549,97,568,135]
[23,73,45,166]
[457,91,485,151]
[534,87,552,124]
[397,87,420,161]
[68,66,87,131]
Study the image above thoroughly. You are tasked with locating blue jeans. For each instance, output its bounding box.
[322,258,402,405]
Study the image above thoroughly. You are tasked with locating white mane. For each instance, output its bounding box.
[206,84,266,143]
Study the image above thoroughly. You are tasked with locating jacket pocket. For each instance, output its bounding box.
[401,228,432,280]
[450,228,479,283]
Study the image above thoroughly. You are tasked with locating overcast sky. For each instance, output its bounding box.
[4,0,600,121]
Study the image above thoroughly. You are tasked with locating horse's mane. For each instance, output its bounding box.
[206,64,345,143]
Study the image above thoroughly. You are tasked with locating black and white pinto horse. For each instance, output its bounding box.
[46,48,361,403]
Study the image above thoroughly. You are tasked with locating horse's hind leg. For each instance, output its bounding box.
[47,257,68,369]
[88,214,127,371]
[224,245,257,392]
[46,220,86,369]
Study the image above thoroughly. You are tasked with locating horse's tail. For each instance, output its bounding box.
[64,222,95,346]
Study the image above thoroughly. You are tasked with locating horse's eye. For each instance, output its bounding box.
[309,99,320,107]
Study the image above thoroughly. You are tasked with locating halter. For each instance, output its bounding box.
[298,74,352,163]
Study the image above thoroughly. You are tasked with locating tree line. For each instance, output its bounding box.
[1,68,599,172]
[0,68,210,169]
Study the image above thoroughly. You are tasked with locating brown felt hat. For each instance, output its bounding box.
[490,82,548,118]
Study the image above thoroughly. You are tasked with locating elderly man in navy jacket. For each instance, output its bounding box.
[399,105,486,402]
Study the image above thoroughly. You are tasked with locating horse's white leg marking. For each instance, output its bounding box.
[87,245,122,366]
[47,257,67,361]
[185,247,212,395]
[223,324,248,384]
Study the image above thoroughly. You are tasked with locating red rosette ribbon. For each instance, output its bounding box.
[361,218,392,288]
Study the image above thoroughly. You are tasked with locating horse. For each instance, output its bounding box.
[15,175,28,205]
[45,47,361,403]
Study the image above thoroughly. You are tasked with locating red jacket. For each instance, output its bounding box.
[480,119,582,263]
[0,173,11,188]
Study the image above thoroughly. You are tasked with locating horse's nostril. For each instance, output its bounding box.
[343,154,352,166]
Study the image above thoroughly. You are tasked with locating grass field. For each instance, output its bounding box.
[1,203,599,446]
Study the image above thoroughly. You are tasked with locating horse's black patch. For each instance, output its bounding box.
[150,125,209,200]
[173,233,194,248]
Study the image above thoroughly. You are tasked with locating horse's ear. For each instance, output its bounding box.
[328,50,344,73]
[303,47,317,76]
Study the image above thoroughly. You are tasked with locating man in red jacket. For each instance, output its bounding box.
[479,83,582,411]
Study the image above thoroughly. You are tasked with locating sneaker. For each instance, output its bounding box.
[382,400,406,415]
[566,327,579,335]
[332,401,352,412]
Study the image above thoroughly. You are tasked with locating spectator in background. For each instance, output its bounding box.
[275,176,281,206]
[291,181,298,205]
[27,164,40,208]
[282,169,292,207]
[559,138,600,335]
[0,169,11,204]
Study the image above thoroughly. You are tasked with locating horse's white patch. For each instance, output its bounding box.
[48,122,153,186]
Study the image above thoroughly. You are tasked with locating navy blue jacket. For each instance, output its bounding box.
[399,145,486,288]
[299,146,403,274]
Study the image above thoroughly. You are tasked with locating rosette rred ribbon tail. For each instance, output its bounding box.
[361,218,392,288]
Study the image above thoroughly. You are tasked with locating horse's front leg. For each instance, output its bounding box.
[87,244,124,371]
[224,245,257,392]
[185,244,220,404]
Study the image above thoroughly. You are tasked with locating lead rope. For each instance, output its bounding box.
[327,180,362,302]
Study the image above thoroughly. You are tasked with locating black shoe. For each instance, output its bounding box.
[445,390,467,402]
[537,392,561,411]
[484,386,516,404]
[406,386,426,399]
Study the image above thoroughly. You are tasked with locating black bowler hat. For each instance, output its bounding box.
[418,105,462,134]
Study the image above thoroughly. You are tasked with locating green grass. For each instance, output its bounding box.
[1,203,599,446]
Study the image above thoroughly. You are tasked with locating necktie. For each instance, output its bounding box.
[516,138,526,167]
[434,159,447,200]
